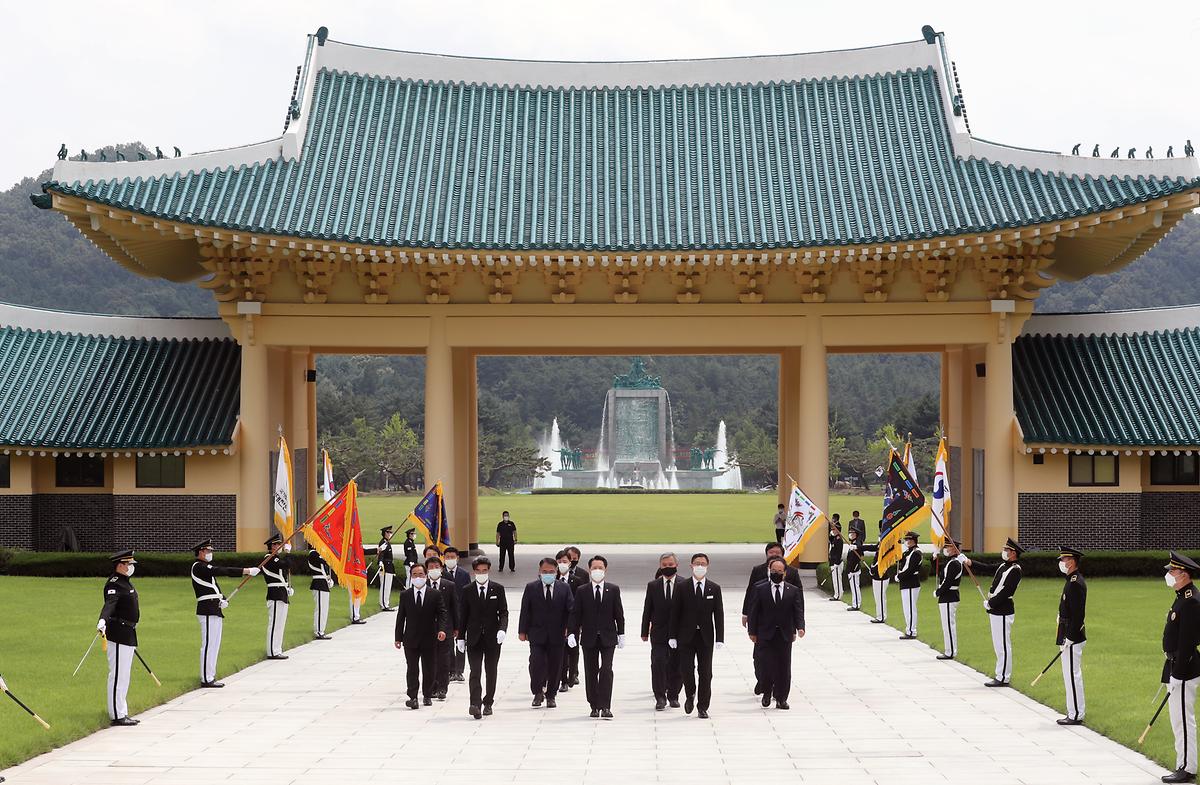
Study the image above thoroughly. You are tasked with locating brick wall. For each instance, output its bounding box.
[1141,492,1200,549]
[33,494,115,551]
[0,496,33,549]
[114,495,237,551]
[1018,492,1143,550]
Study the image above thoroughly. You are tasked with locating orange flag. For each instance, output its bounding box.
[302,480,368,602]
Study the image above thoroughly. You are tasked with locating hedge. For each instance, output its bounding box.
[0,549,408,580]
[530,488,750,495]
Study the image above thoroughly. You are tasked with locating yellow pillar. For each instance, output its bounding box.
[237,340,271,551]
[289,348,312,522]
[777,348,802,511]
[306,351,319,511]
[983,328,1015,550]
[451,348,478,551]
[944,347,965,542]
[424,316,455,545]
[797,318,829,564]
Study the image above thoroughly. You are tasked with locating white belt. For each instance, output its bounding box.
[263,567,288,589]
[191,565,223,602]
[196,593,222,602]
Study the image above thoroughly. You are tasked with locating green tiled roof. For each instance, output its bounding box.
[46,66,1198,252]
[0,325,240,449]
[1014,328,1200,446]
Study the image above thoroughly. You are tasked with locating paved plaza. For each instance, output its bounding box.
[4,545,1167,784]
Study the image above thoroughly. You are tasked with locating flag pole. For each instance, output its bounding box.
[1030,650,1063,686]
[1,680,51,730]
[72,630,103,677]
[1139,692,1171,744]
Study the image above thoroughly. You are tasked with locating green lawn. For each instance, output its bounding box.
[829,572,1175,769]
[0,577,382,770]
[357,492,886,543]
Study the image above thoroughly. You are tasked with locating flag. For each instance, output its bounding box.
[322,449,335,503]
[903,440,919,486]
[302,481,368,602]
[875,450,930,574]
[931,437,952,549]
[406,482,452,552]
[781,483,829,565]
[273,435,295,539]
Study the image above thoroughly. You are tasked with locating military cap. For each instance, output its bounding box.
[192,539,214,553]
[110,549,136,564]
[1003,537,1025,555]
[405,528,415,536]
[380,525,394,534]
[903,531,919,542]
[1166,551,1200,576]
[265,533,283,547]
[1058,546,1084,561]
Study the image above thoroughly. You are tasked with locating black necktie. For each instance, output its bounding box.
[545,585,552,603]
[479,586,485,600]
[696,581,703,599]
[774,585,781,604]
[416,589,423,607]
[595,586,601,603]
[665,579,672,600]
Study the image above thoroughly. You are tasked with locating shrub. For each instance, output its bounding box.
[0,550,406,580]
[530,488,749,495]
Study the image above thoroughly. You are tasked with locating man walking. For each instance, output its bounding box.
[394,562,449,709]
[97,550,140,726]
[963,537,1024,687]
[458,557,508,719]
[773,503,786,544]
[442,546,470,681]
[519,558,574,708]
[308,546,333,640]
[895,531,922,639]
[935,539,966,659]
[1056,547,1087,726]
[747,555,804,709]
[1162,551,1200,783]
[669,553,723,718]
[190,539,259,687]
[425,556,458,700]
[559,546,588,691]
[262,534,293,659]
[496,511,518,572]
[641,553,683,710]
[568,555,624,719]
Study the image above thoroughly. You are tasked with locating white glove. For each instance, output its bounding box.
[715,641,725,651]
[0,675,7,692]
[496,630,506,645]
[983,600,990,611]
[617,634,626,649]
[566,634,577,649]
[246,567,261,577]
[96,619,106,633]
[286,587,295,597]
[456,640,466,653]
[955,554,968,564]
[326,578,334,588]
[219,599,229,609]
[668,638,678,649]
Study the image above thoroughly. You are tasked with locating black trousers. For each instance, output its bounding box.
[758,634,794,702]
[582,644,616,710]
[498,542,516,571]
[467,640,502,707]
[562,638,580,685]
[404,642,435,699]
[775,528,784,545]
[454,645,466,678]
[432,635,453,693]
[529,640,565,697]
[649,641,682,700]
[678,640,714,710]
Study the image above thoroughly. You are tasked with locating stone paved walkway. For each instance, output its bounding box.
[4,545,1167,784]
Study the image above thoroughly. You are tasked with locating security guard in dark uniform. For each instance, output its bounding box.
[262,534,293,659]
[1056,546,1086,726]
[97,550,140,726]
[1162,551,1200,783]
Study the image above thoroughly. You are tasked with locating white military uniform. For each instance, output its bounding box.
[895,545,922,637]
[262,551,292,657]
[309,549,333,637]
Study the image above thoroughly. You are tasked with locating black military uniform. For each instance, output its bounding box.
[970,536,1024,686]
[844,536,873,611]
[365,526,398,611]
[191,538,256,687]
[401,529,419,573]
[262,534,292,659]
[1163,551,1200,782]
[828,524,845,601]
[309,548,333,639]
[1056,546,1087,725]
[895,532,922,639]
[98,550,140,725]
[935,542,965,659]
[867,549,892,623]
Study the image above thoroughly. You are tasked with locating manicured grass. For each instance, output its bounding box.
[0,576,383,771]
[830,572,1175,769]
[357,492,886,543]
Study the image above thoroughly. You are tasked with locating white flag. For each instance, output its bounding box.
[322,449,335,503]
[273,436,294,538]
[782,483,829,564]
[931,438,951,547]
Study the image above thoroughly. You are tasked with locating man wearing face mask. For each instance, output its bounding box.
[424,556,458,700]
[747,555,805,709]
[442,547,470,681]
[961,537,1024,687]
[394,562,449,709]
[895,531,922,640]
[519,557,574,708]
[844,529,874,611]
[496,511,518,573]
[641,552,684,710]
[363,526,397,610]
[567,555,625,719]
[934,539,966,660]
[262,533,294,659]
[773,503,786,544]
[867,545,892,624]
[309,546,334,640]
[97,550,140,726]
[559,546,588,691]
[828,518,845,602]
[669,553,724,718]
[458,556,509,719]
[1056,547,1086,727]
[1161,552,1200,783]
[742,542,802,696]
[190,539,259,688]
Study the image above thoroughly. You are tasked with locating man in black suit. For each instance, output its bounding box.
[640,552,684,710]
[519,558,574,708]
[741,542,802,695]
[669,553,724,718]
[394,563,449,709]
[458,556,508,719]
[424,555,458,700]
[558,546,588,691]
[567,555,625,719]
[442,546,471,682]
[747,556,805,710]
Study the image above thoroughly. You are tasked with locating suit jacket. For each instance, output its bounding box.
[565,566,589,592]
[458,581,509,646]
[428,577,460,635]
[518,579,574,645]
[445,565,471,590]
[742,562,801,615]
[640,576,684,643]
[569,582,625,648]
[747,580,805,641]
[670,579,724,647]
[395,585,449,648]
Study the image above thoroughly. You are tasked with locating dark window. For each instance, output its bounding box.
[136,454,186,488]
[0,453,9,488]
[56,455,106,487]
[1068,454,1118,487]
[1151,454,1200,486]
[1032,454,1045,465]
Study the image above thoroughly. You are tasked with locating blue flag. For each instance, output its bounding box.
[406,482,451,552]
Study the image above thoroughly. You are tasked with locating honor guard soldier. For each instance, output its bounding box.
[1056,546,1086,726]
[828,519,845,601]
[935,540,966,660]
[98,550,140,726]
[191,540,259,687]
[1162,551,1200,783]
[309,547,333,640]
[895,531,923,639]
[844,529,870,611]
[402,528,419,576]
[262,534,294,659]
[365,526,398,610]
[868,536,892,624]
[963,537,1024,687]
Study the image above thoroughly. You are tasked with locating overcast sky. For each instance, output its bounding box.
[3,0,1198,191]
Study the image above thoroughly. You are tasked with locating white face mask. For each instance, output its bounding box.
[942,548,952,557]
[124,565,136,577]
[1001,550,1012,562]
[283,543,292,553]
[474,572,489,584]
[411,577,427,589]
[590,568,606,583]
[202,552,213,562]
[557,561,570,574]
[1166,574,1178,589]
[692,565,708,579]
[1058,561,1069,575]
[444,559,458,571]
[427,569,442,581]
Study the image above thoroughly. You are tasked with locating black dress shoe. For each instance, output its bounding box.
[761,694,771,708]
[846,607,858,611]
[936,654,954,660]
[828,597,840,601]
[655,698,666,711]
[452,673,465,682]
[559,682,570,692]
[870,619,885,624]
[110,717,139,727]
[1056,717,1083,726]
[545,697,556,708]
[532,693,544,707]
[984,679,1010,688]
[776,701,790,710]
[483,705,493,716]
[423,697,432,706]
[668,698,680,708]
[570,677,579,687]
[405,698,419,709]
[267,654,289,660]
[753,683,763,695]
[435,690,447,700]
[684,695,694,714]
[351,619,367,625]
[697,709,709,719]
[600,709,613,719]
[590,708,600,718]
[470,704,482,719]
[898,634,916,640]
[1162,770,1196,783]
[200,681,225,688]
[380,607,396,612]
[315,634,332,640]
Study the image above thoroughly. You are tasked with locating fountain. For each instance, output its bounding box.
[711,421,744,490]
[533,418,564,489]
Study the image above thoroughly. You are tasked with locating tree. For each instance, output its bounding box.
[728,421,776,488]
